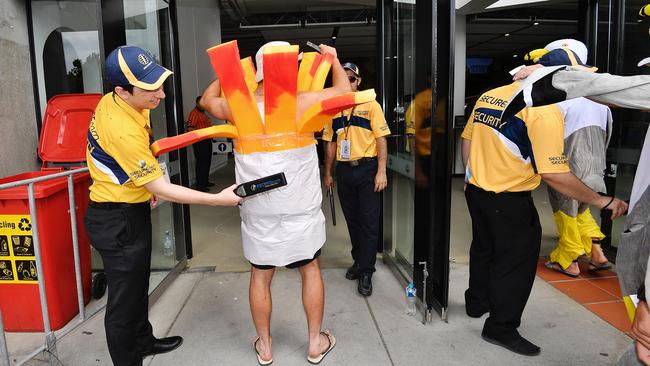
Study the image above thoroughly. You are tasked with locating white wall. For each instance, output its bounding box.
[177,0,228,183]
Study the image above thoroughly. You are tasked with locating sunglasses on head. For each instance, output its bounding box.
[348,76,358,83]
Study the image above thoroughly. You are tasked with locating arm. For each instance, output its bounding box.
[540,172,627,219]
[323,141,337,189]
[199,79,234,121]
[374,137,388,192]
[145,176,241,206]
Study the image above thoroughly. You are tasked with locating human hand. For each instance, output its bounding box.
[213,184,242,206]
[513,64,544,81]
[319,44,337,58]
[634,301,650,365]
[149,195,160,208]
[324,174,335,189]
[599,196,628,219]
[374,170,387,192]
[636,341,650,366]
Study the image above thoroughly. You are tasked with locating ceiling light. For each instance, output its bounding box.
[533,22,540,25]
[513,54,518,57]
[505,33,510,37]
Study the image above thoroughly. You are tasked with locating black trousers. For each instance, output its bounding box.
[464,185,541,339]
[84,202,153,366]
[336,160,381,274]
[192,139,213,189]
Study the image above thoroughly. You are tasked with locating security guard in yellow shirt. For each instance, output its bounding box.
[461,81,627,356]
[323,62,390,297]
[84,46,241,366]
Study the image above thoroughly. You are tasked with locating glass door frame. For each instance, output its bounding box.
[379,0,455,322]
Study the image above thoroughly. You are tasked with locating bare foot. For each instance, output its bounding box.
[591,243,609,266]
[565,262,580,276]
[255,336,272,362]
[308,332,332,359]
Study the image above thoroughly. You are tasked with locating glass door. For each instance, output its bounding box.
[382,0,453,322]
[383,0,417,284]
[122,0,185,276]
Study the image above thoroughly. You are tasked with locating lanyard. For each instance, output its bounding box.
[341,107,356,141]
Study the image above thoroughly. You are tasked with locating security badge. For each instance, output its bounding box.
[340,140,351,160]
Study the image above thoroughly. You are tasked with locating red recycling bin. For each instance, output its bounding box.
[0,94,101,331]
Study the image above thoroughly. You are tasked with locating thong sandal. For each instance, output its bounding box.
[253,337,273,365]
[589,261,612,271]
[307,330,336,365]
[545,261,580,278]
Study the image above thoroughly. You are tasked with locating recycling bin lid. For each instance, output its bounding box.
[38,93,102,163]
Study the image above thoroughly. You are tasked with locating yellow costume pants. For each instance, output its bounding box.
[549,208,605,269]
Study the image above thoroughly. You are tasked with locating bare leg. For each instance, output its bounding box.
[298,259,331,358]
[250,266,275,362]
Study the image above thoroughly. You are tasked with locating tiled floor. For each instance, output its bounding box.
[536,258,632,333]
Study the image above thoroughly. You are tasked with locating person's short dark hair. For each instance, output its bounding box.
[112,84,134,94]
[196,96,202,104]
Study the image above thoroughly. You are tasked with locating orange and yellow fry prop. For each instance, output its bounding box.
[296,52,334,92]
[150,40,375,156]
[241,56,258,93]
[151,125,239,156]
[263,45,298,135]
[207,41,264,137]
[299,89,377,133]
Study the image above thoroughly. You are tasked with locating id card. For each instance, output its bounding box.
[340,140,351,160]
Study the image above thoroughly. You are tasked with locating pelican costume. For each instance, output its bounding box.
[152,41,375,266]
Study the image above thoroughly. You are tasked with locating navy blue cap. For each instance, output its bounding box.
[537,48,597,71]
[105,46,172,90]
[342,62,360,76]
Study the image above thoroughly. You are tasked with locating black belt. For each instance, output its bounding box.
[338,157,377,167]
[466,184,531,197]
[89,200,149,209]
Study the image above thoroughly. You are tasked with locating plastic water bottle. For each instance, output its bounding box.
[163,230,173,257]
[405,282,417,316]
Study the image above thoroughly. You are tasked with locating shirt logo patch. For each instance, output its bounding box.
[549,155,568,165]
[139,160,146,169]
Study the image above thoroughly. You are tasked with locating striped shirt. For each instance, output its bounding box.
[187,107,212,130]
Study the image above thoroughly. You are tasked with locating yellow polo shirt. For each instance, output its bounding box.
[86,93,163,203]
[322,100,390,161]
[462,82,569,193]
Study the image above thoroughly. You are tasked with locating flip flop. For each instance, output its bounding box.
[589,261,613,271]
[544,261,579,278]
[307,330,337,365]
[253,337,273,365]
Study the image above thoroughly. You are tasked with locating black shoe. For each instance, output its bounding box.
[141,336,184,358]
[358,273,372,296]
[481,331,540,356]
[345,263,359,280]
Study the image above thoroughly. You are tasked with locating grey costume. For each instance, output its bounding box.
[548,98,611,216]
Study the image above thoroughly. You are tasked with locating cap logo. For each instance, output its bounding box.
[138,54,149,65]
